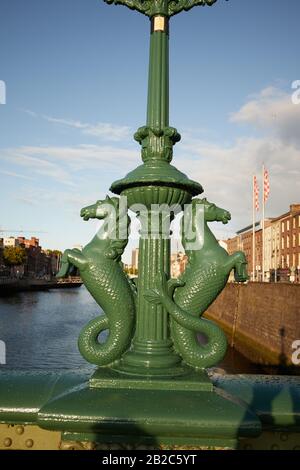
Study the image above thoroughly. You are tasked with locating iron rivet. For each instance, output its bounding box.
[3,438,12,447]
[16,426,24,435]
[271,444,280,450]
[25,439,34,448]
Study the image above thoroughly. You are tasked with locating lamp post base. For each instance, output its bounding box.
[36,369,261,450]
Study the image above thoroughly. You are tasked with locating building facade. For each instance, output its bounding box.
[226,204,300,283]
[170,252,188,278]
[277,204,300,282]
[1,236,61,279]
[131,248,139,272]
[3,237,20,248]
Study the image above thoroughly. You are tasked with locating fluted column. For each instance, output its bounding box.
[120,210,182,374]
[147,16,169,130]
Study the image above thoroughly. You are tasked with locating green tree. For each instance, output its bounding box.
[46,249,62,257]
[3,246,27,266]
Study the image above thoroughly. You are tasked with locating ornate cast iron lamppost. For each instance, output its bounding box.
[54,0,260,448]
[0,1,299,452]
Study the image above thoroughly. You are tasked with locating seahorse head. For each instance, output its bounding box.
[101,196,130,262]
[181,198,231,257]
[194,198,231,225]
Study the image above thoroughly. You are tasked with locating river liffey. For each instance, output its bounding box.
[0,286,262,373]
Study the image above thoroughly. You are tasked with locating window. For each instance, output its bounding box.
[281,256,285,267]
[293,217,296,229]
[287,254,290,267]
[287,220,290,231]
[293,234,296,248]
[293,254,296,268]
[299,233,300,247]
[281,238,285,250]
[282,222,285,232]
[287,237,290,248]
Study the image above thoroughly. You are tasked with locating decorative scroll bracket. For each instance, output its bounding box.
[104,0,219,18]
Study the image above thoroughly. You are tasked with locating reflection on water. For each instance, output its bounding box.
[0,287,96,370]
[0,286,260,373]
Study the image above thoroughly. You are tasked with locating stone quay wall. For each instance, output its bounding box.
[205,283,300,365]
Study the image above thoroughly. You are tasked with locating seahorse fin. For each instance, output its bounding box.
[144,289,162,305]
[167,278,185,298]
[56,261,72,278]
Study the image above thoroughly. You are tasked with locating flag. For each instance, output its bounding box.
[264,168,270,202]
[254,175,259,211]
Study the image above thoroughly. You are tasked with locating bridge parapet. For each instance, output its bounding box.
[0,371,299,450]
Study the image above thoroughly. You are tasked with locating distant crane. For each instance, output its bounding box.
[0,229,48,234]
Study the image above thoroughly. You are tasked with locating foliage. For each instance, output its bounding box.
[47,249,62,257]
[3,246,27,266]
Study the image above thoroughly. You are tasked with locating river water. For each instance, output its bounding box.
[0,286,261,374]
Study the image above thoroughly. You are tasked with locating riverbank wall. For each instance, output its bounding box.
[205,282,300,366]
[0,278,82,296]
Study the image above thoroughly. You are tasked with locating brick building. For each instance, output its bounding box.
[1,236,61,279]
[3,237,20,247]
[225,204,300,283]
[170,252,188,278]
[0,239,4,272]
[277,204,300,282]
[17,236,39,249]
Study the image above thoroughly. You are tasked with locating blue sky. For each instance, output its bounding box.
[1,0,300,263]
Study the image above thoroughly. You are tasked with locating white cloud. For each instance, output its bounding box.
[175,86,300,233]
[23,109,132,142]
[177,136,299,232]
[0,170,34,180]
[14,186,106,210]
[1,150,74,186]
[6,86,300,240]
[22,109,38,118]
[231,86,300,147]
[0,144,138,186]
[41,114,131,142]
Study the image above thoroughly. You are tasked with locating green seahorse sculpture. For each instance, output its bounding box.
[145,198,248,369]
[57,196,135,366]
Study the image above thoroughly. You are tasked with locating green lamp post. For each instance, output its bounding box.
[55,0,257,448]
[1,1,300,451]
[58,0,248,377]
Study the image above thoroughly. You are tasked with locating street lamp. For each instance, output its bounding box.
[56,0,254,448]
[58,0,250,377]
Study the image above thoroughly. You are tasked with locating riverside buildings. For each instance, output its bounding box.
[0,236,61,279]
[226,204,300,283]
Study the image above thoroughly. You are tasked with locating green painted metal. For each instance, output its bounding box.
[0,371,300,448]
[57,197,135,366]
[2,0,298,451]
[104,0,218,18]
[58,0,236,376]
[145,198,248,369]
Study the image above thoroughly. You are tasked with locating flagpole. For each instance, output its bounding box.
[252,176,256,282]
[274,225,277,283]
[262,164,265,282]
